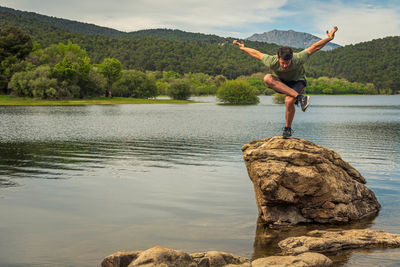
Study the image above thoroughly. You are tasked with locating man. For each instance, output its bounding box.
[233,26,338,138]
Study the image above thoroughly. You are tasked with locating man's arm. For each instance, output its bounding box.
[233,40,265,60]
[305,26,338,55]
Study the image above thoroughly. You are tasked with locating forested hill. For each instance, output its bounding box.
[127,29,227,44]
[0,5,399,92]
[0,5,282,79]
[307,36,400,92]
[0,6,226,43]
[0,6,125,38]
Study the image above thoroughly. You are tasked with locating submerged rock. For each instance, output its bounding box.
[251,252,332,267]
[279,229,400,255]
[242,137,381,226]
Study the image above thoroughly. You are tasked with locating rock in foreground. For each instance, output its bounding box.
[251,252,332,267]
[242,137,381,226]
[101,246,332,267]
[279,229,400,255]
[101,246,249,267]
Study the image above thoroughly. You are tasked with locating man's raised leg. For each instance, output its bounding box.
[264,74,310,112]
[263,74,298,97]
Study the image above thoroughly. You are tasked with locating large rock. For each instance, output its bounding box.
[279,229,400,255]
[251,252,333,267]
[102,251,142,267]
[128,246,194,266]
[101,246,249,267]
[101,246,333,267]
[190,251,249,267]
[242,137,381,226]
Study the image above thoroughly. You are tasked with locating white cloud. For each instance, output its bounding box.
[89,0,291,36]
[310,2,400,45]
[2,0,399,42]
[0,0,289,36]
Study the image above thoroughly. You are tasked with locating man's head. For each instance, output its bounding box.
[277,46,293,70]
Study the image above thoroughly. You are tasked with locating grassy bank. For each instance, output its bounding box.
[0,95,193,106]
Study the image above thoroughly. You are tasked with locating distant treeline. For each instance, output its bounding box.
[0,26,393,101]
[1,6,399,94]
[307,37,400,94]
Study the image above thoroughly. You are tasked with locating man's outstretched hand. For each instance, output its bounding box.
[327,26,338,40]
[233,40,245,49]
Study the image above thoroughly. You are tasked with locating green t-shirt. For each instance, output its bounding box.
[261,50,311,81]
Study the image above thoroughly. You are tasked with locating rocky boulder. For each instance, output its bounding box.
[190,251,249,266]
[101,246,334,267]
[101,246,249,267]
[102,251,142,267]
[242,137,381,226]
[251,252,332,267]
[279,229,400,255]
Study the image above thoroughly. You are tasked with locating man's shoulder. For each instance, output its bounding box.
[293,50,311,62]
[261,54,279,67]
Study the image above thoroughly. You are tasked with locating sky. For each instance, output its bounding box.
[1,0,399,46]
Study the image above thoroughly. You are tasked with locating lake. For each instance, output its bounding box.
[0,95,399,266]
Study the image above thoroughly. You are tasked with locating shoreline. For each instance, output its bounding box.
[0,95,195,106]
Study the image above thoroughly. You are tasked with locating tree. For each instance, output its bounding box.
[8,40,106,99]
[46,41,92,98]
[112,70,157,98]
[184,72,216,95]
[272,94,285,104]
[167,79,191,100]
[217,80,259,104]
[9,65,58,99]
[0,26,33,93]
[98,58,122,97]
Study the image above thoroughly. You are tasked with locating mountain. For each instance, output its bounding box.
[0,6,227,44]
[247,29,341,51]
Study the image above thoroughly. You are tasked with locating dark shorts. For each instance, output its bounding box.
[281,80,307,94]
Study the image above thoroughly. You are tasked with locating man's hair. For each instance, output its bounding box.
[277,46,293,60]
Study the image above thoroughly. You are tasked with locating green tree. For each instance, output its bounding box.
[184,72,216,95]
[272,94,285,104]
[112,70,157,98]
[246,77,267,94]
[0,26,33,93]
[98,58,122,97]
[217,80,259,104]
[212,74,227,87]
[9,65,58,99]
[81,68,107,98]
[167,79,191,100]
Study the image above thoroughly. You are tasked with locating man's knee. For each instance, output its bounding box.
[285,96,296,106]
[263,74,275,86]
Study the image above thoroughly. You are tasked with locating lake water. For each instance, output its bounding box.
[0,95,399,266]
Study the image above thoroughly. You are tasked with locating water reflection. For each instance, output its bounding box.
[252,215,379,266]
[0,137,241,188]
[0,96,399,266]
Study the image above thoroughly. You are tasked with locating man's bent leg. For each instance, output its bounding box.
[264,74,298,98]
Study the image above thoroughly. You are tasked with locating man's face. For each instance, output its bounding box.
[279,58,291,70]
